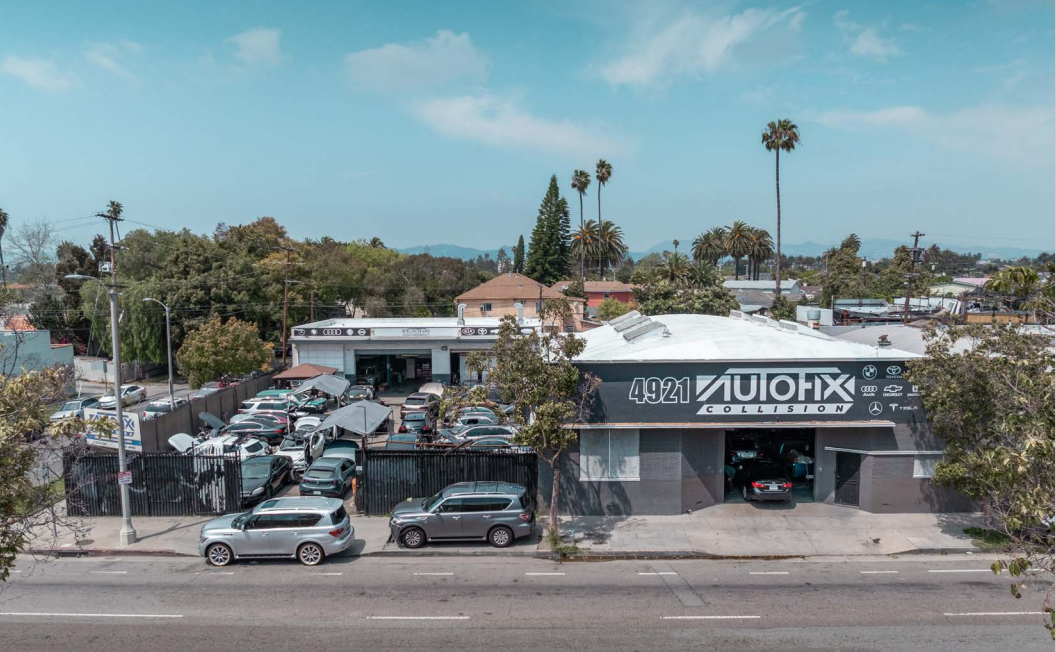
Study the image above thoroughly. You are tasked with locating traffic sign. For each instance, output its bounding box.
[117,470,132,486]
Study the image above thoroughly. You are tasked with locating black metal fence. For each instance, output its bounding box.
[360,449,539,516]
[63,451,243,517]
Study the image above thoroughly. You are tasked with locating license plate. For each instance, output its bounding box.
[311,491,321,495]
[806,474,814,480]
[767,484,779,491]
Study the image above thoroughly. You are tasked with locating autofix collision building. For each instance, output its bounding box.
[548,311,972,515]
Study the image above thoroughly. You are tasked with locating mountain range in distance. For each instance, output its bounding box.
[398,238,1050,262]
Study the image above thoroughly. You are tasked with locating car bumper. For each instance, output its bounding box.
[747,488,791,501]
[298,485,342,497]
[322,526,355,555]
[513,519,535,539]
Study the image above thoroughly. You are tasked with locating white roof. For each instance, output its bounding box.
[723,279,800,291]
[296,316,542,329]
[575,313,918,363]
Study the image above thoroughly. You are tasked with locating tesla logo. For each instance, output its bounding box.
[862,365,878,379]
[868,402,883,416]
[886,365,903,377]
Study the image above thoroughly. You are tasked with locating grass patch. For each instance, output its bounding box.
[12,477,65,516]
[964,526,1014,552]
[544,527,581,556]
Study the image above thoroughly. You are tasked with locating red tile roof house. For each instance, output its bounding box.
[550,280,637,307]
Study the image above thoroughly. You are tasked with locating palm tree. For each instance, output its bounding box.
[761,119,801,294]
[687,259,719,289]
[692,228,722,266]
[595,159,612,226]
[571,220,598,277]
[596,219,626,278]
[368,237,385,248]
[748,227,774,280]
[571,170,591,278]
[662,251,691,285]
[725,220,752,280]
[841,233,861,253]
[0,205,8,288]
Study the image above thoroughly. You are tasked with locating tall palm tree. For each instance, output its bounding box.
[570,170,591,278]
[596,219,626,278]
[761,119,801,294]
[0,205,8,288]
[725,220,752,280]
[841,233,861,253]
[748,227,774,280]
[692,226,727,266]
[687,259,719,289]
[570,220,598,277]
[662,250,691,285]
[595,159,612,226]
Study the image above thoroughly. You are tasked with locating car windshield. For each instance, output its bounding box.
[231,513,252,529]
[60,401,81,411]
[423,492,444,511]
[144,404,168,413]
[305,468,333,480]
[404,397,425,406]
[280,436,305,450]
[242,463,270,479]
[404,413,426,422]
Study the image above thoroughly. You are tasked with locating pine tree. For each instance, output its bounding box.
[496,248,510,273]
[524,175,570,285]
[513,235,525,273]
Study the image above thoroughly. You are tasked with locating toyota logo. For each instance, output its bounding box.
[868,401,883,416]
[862,365,878,379]
[886,365,903,377]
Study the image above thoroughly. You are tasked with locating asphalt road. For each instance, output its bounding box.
[1,555,1051,651]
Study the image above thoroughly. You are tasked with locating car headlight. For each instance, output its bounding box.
[252,487,265,495]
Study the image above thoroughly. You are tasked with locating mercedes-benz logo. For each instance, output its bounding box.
[862,365,878,380]
[868,401,883,416]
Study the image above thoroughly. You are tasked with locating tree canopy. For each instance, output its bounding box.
[175,315,274,388]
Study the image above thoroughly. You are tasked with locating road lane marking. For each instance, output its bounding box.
[749,571,789,575]
[0,612,183,619]
[315,572,342,576]
[369,616,469,620]
[88,571,128,575]
[860,570,899,574]
[525,572,565,576]
[661,616,761,620]
[943,612,1044,617]
[413,572,453,576]
[928,569,993,573]
[638,572,678,575]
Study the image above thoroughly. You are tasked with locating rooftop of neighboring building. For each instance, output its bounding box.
[293,315,543,331]
[456,272,580,303]
[551,280,636,294]
[574,311,917,363]
[723,279,801,291]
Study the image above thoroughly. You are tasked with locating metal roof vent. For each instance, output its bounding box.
[750,314,771,325]
[878,334,892,347]
[608,310,641,327]
[613,314,651,333]
[622,320,668,342]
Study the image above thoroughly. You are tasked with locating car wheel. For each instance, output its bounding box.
[400,527,426,549]
[206,543,234,567]
[488,526,514,548]
[742,485,751,502]
[297,542,325,566]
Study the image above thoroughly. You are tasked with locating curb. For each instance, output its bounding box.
[25,548,195,558]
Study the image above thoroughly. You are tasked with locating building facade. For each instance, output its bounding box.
[456,273,586,331]
[551,280,636,307]
[540,311,971,516]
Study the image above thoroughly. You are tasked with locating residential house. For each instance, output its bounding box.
[550,280,636,307]
[455,273,587,331]
[929,277,989,297]
[723,279,801,294]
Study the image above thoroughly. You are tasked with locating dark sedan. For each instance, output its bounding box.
[738,462,793,503]
[298,457,356,498]
[398,411,435,437]
[241,455,291,505]
[222,420,287,446]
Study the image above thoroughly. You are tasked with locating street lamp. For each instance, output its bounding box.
[65,273,137,545]
[142,297,174,409]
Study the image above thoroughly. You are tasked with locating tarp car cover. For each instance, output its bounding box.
[291,374,350,398]
[315,401,392,436]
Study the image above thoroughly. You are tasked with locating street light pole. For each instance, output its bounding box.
[143,298,174,409]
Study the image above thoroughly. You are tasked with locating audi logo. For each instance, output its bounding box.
[322,328,342,336]
[861,385,878,392]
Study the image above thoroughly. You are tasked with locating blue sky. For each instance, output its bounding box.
[1,1,1053,254]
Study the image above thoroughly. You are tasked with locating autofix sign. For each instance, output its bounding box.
[576,361,922,424]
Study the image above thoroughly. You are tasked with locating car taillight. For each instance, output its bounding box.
[398,425,407,433]
[519,513,532,521]
[750,481,767,489]
[422,426,431,433]
[781,483,793,489]
[329,527,345,537]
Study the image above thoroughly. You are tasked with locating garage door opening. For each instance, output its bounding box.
[723,428,816,504]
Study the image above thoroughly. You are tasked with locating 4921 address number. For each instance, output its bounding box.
[628,377,691,404]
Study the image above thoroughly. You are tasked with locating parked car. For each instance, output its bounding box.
[294,416,323,431]
[189,386,221,402]
[726,432,764,463]
[418,382,445,399]
[459,406,498,420]
[344,385,376,402]
[298,457,355,498]
[255,389,293,399]
[239,398,293,416]
[141,397,189,421]
[199,497,354,567]
[400,392,438,418]
[389,482,535,549]
[241,455,291,505]
[169,433,269,461]
[385,433,419,450]
[273,430,326,480]
[222,420,287,446]
[322,439,360,463]
[467,437,516,449]
[50,396,101,421]
[398,410,434,436]
[98,384,146,409]
[291,394,329,415]
[738,462,793,503]
[229,412,289,427]
[439,424,519,443]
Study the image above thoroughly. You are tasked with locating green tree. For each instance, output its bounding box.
[841,233,861,253]
[596,219,626,278]
[595,159,612,233]
[513,235,525,273]
[570,170,591,278]
[820,245,870,306]
[560,277,588,300]
[525,175,572,285]
[906,324,1054,633]
[692,226,727,266]
[725,220,752,280]
[570,220,598,279]
[466,300,599,535]
[761,119,801,294]
[768,295,796,321]
[747,227,774,280]
[495,247,510,274]
[176,316,273,388]
[0,205,8,287]
[596,297,631,321]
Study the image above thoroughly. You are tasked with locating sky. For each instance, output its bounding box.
[1,0,1053,254]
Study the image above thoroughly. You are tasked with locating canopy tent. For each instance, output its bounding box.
[315,401,392,436]
[273,363,337,381]
[291,374,350,398]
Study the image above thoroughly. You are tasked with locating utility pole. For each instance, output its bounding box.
[280,245,292,369]
[903,231,926,323]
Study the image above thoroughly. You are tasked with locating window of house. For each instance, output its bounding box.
[913,455,941,478]
[603,293,611,299]
[481,303,492,312]
[580,429,640,481]
[534,301,541,312]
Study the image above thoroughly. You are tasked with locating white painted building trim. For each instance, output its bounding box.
[823,447,944,456]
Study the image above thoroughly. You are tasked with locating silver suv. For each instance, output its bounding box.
[199,497,354,566]
[389,482,535,548]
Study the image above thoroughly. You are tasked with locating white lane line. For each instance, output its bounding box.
[638,571,678,576]
[525,572,566,576]
[315,572,343,576]
[88,571,128,575]
[943,612,1045,617]
[413,572,453,576]
[749,571,789,575]
[368,616,469,620]
[0,612,183,619]
[662,615,761,621]
[928,569,993,573]
[860,570,899,574]
[9,570,21,573]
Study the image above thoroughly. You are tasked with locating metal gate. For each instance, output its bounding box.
[64,451,243,517]
[361,449,538,516]
[834,452,862,507]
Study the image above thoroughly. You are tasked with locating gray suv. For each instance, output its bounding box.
[198,497,354,566]
[389,482,535,548]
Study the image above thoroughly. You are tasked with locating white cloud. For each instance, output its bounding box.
[84,41,140,80]
[834,11,902,60]
[227,28,282,66]
[601,6,807,87]
[410,93,630,158]
[343,30,487,92]
[813,104,1053,164]
[0,55,74,91]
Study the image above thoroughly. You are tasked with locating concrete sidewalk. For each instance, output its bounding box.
[554,502,986,557]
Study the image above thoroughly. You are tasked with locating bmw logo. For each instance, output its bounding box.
[862,365,878,380]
